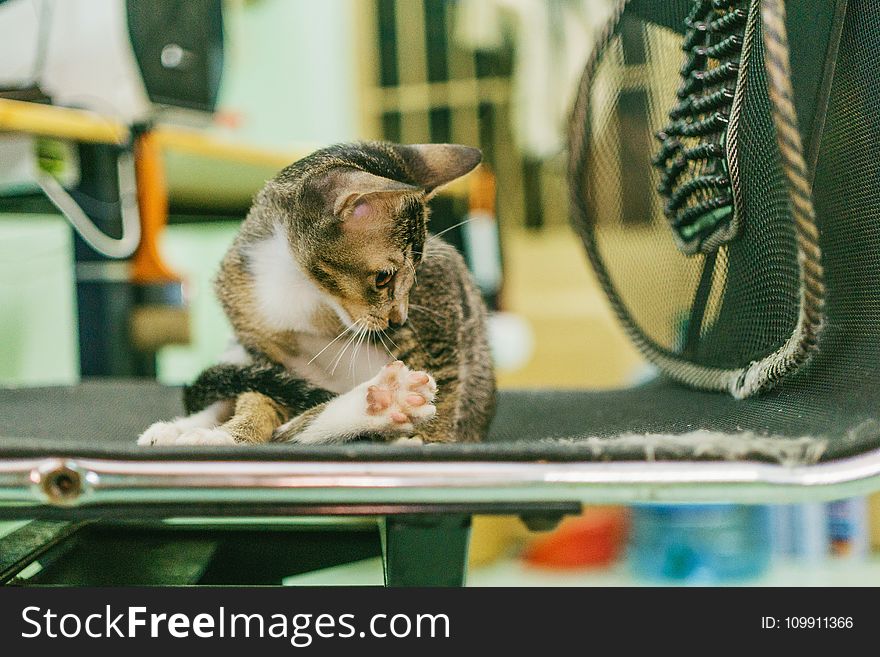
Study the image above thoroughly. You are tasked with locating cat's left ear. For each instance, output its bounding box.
[329,168,419,220]
[392,143,482,198]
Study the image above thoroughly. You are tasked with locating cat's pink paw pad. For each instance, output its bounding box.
[408,371,435,391]
[366,385,393,413]
[364,362,437,432]
[399,370,436,420]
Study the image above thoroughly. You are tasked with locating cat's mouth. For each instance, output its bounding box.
[339,303,407,333]
[362,315,391,332]
[362,305,407,332]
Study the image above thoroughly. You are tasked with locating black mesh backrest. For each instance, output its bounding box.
[568,0,859,403]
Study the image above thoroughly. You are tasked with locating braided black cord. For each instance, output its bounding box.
[653,0,750,254]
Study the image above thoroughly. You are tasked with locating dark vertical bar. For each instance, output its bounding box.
[429,107,451,143]
[617,14,653,226]
[474,44,513,78]
[620,13,648,64]
[522,158,544,229]
[617,89,654,225]
[474,50,492,78]
[785,0,848,176]
[381,112,402,142]
[377,0,399,87]
[425,0,449,145]
[682,251,719,357]
[478,102,496,165]
[423,0,448,83]
[381,515,471,587]
[71,143,141,376]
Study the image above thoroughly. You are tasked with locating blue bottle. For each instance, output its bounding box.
[629,504,772,583]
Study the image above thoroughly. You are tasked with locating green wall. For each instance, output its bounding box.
[0,0,359,386]
[0,218,240,386]
[155,223,239,385]
[0,215,78,386]
[217,0,357,148]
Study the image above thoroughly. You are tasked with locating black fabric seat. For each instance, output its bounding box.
[2,1,879,588]
[0,378,873,465]
[2,1,879,487]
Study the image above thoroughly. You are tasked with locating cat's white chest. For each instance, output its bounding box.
[245,225,391,393]
[247,227,349,333]
[286,333,392,394]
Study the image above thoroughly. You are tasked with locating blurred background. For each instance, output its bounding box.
[0,0,878,585]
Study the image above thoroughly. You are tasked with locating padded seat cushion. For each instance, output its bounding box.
[0,379,877,465]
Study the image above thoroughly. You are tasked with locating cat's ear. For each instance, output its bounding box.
[327,168,419,220]
[392,143,482,196]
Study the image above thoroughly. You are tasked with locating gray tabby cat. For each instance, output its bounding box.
[138,142,495,446]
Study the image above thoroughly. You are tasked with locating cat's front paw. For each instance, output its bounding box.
[365,360,436,434]
[137,421,184,446]
[175,427,237,446]
[391,436,424,446]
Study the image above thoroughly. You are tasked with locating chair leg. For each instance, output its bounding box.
[0,521,84,585]
[380,514,471,587]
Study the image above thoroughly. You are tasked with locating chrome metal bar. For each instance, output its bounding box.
[2,449,880,512]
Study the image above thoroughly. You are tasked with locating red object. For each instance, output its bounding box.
[523,508,629,569]
[214,110,244,130]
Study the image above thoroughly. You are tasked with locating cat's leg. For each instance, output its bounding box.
[400,358,483,444]
[274,361,436,445]
[411,396,459,444]
[175,392,288,445]
[137,400,234,446]
[413,372,493,444]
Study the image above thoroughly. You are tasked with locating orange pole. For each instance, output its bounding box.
[131,131,181,284]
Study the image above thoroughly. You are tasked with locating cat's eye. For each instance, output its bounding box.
[374,270,395,289]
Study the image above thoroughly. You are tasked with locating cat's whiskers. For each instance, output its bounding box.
[408,305,444,327]
[357,328,369,378]
[307,320,361,366]
[425,217,476,244]
[345,328,358,380]
[409,303,444,319]
[412,246,457,262]
[349,325,368,381]
[381,328,400,352]
[330,323,363,375]
[375,330,396,360]
[405,258,418,284]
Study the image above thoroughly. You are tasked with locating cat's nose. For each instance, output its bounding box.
[389,302,408,328]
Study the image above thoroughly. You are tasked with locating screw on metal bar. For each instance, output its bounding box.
[41,466,83,505]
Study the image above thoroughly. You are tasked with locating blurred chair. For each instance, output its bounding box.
[3,0,880,586]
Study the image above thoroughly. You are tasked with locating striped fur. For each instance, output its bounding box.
[141,142,495,446]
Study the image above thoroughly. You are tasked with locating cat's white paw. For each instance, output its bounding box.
[137,421,184,446]
[365,360,436,434]
[137,403,235,446]
[175,427,236,446]
[391,436,424,446]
